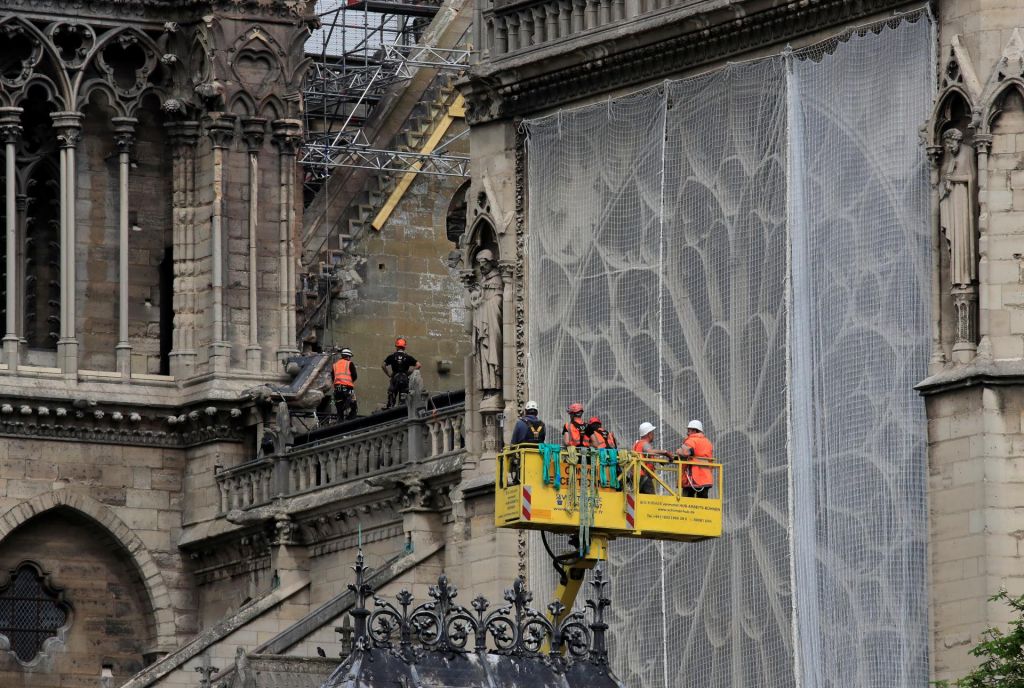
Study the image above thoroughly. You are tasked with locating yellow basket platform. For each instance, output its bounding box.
[495,445,723,542]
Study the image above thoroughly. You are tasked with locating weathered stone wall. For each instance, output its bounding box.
[925,5,1024,682]
[0,511,154,688]
[0,438,195,651]
[78,104,172,374]
[925,386,1024,680]
[326,170,468,411]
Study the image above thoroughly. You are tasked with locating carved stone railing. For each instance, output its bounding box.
[426,411,466,458]
[287,420,408,494]
[218,459,275,512]
[481,0,690,58]
[217,402,466,513]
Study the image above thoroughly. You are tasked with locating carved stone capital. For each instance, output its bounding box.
[112,116,138,154]
[973,134,993,155]
[497,260,515,280]
[241,117,267,152]
[205,114,237,149]
[165,120,200,148]
[51,111,84,149]
[271,118,303,154]
[0,107,23,145]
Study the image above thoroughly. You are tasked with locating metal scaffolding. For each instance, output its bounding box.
[301,0,470,197]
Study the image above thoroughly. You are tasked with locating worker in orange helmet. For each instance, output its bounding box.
[561,402,589,447]
[633,422,672,494]
[585,416,616,449]
[382,337,420,408]
[676,419,714,498]
[332,347,358,420]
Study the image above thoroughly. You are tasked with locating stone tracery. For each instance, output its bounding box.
[0,9,308,376]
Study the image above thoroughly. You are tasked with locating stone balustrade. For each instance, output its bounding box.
[217,459,275,512]
[425,410,466,457]
[217,402,466,513]
[481,0,686,58]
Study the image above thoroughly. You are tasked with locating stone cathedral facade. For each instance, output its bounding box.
[462,0,1024,686]
[0,0,1024,688]
[0,0,314,685]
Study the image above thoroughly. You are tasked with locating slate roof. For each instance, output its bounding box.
[320,553,625,688]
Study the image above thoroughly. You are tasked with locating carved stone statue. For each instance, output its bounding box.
[939,128,978,288]
[233,647,255,688]
[469,249,503,396]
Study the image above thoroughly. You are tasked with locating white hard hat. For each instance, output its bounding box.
[340,348,353,357]
[687,419,704,432]
[525,400,539,411]
[639,422,656,436]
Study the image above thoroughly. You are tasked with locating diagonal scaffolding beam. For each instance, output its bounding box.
[371,94,465,229]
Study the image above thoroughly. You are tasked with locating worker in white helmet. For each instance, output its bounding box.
[506,400,545,486]
[332,347,358,420]
[633,422,672,494]
[676,419,714,498]
[510,400,546,445]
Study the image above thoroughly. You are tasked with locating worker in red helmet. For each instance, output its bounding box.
[382,337,420,408]
[585,416,616,449]
[562,402,589,447]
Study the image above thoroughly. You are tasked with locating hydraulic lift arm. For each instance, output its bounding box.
[550,533,608,626]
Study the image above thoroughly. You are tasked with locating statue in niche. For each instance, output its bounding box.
[939,128,978,288]
[468,248,503,397]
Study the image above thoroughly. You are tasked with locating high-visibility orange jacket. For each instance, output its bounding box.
[590,429,616,449]
[633,438,656,471]
[563,421,589,447]
[333,359,354,388]
[683,432,714,487]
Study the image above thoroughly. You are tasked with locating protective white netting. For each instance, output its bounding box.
[524,12,931,688]
[788,19,933,688]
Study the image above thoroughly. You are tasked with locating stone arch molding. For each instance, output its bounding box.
[0,489,176,649]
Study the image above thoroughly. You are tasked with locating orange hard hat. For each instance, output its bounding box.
[395,338,407,348]
[567,402,584,414]
[588,416,601,425]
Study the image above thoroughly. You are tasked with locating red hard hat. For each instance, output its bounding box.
[588,416,601,425]
[567,402,584,414]
[395,338,407,348]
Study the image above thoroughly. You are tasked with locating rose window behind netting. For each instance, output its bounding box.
[524,13,932,688]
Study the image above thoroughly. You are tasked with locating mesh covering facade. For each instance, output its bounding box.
[525,14,932,688]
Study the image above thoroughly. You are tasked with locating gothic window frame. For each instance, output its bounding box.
[0,560,72,665]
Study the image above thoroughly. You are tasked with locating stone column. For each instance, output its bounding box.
[927,144,945,371]
[15,194,26,345]
[0,107,22,371]
[974,134,992,355]
[112,117,137,378]
[499,260,515,443]
[242,117,266,372]
[166,121,200,378]
[52,111,83,377]
[206,114,236,372]
[271,119,302,361]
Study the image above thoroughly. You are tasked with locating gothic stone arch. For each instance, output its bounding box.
[0,490,175,650]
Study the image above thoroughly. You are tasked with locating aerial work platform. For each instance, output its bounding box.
[495,445,723,543]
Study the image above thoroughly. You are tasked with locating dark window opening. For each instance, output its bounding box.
[158,246,173,375]
[21,90,60,351]
[0,562,70,663]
